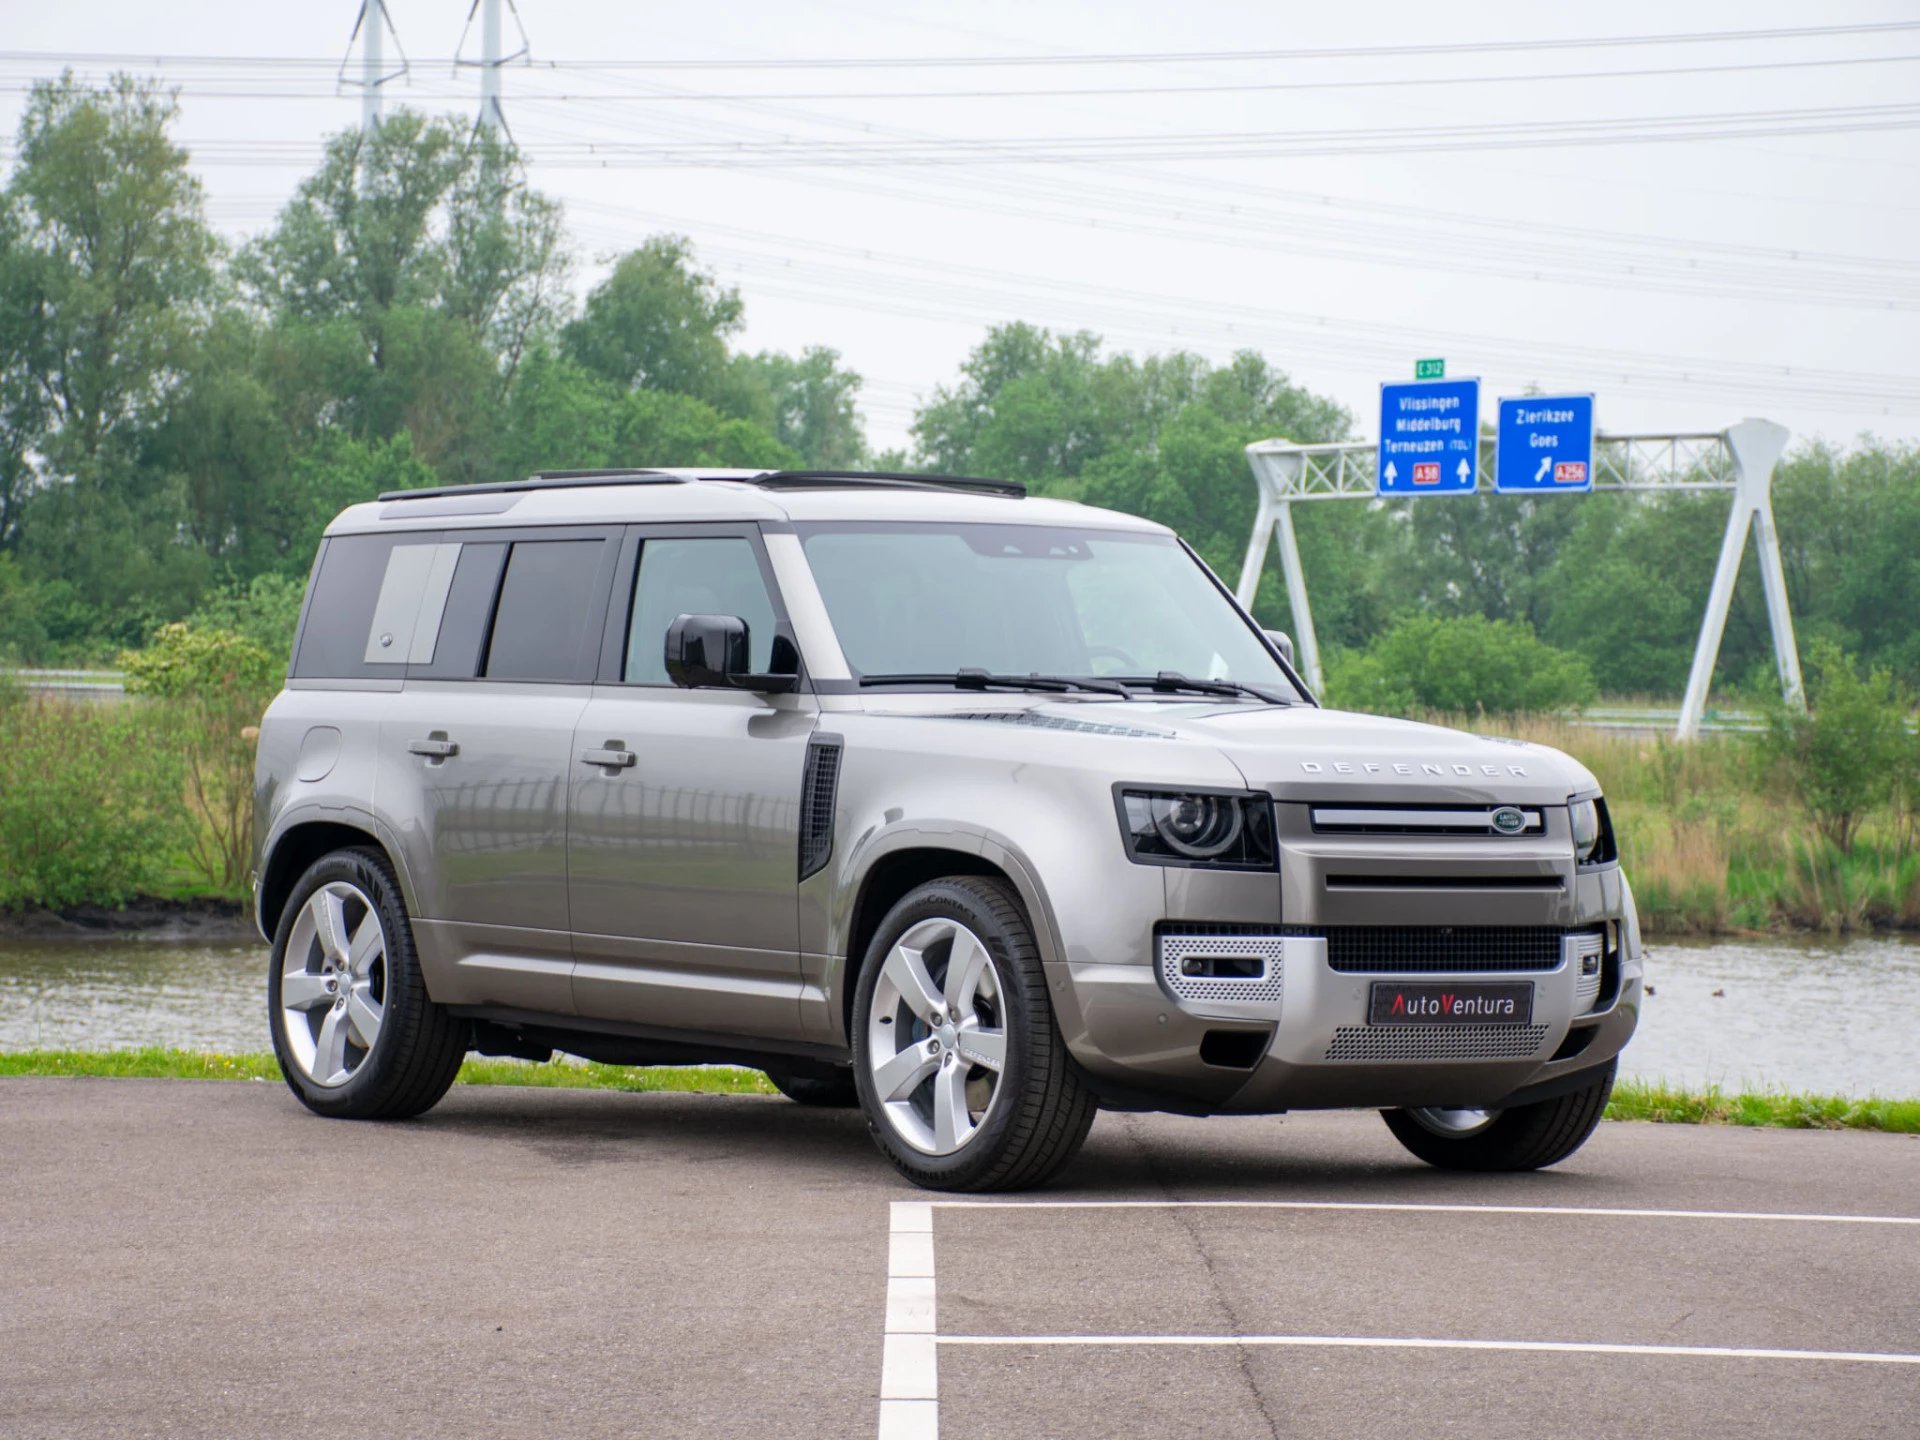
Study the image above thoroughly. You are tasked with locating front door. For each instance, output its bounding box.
[568,528,817,1041]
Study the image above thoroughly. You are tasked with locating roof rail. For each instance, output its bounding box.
[378,470,684,502]
[377,467,1026,504]
[757,470,1026,498]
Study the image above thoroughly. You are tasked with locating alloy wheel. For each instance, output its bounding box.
[1407,1106,1500,1138]
[865,917,1009,1155]
[279,881,388,1088]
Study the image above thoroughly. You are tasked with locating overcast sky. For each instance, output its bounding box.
[3,0,1918,455]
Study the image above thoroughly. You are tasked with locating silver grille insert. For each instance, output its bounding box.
[1157,934,1286,1007]
[1311,805,1544,835]
[1569,930,1605,1012]
[1325,1024,1550,1062]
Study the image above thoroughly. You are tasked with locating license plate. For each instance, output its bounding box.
[1368,982,1534,1026]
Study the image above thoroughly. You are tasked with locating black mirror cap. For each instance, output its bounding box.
[663,613,799,694]
[1263,628,1295,665]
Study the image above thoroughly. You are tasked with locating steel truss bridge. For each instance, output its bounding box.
[1238,420,1801,740]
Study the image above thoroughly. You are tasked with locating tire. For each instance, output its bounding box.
[267,847,468,1121]
[1380,1060,1617,1172]
[851,876,1097,1192]
[765,1068,860,1108]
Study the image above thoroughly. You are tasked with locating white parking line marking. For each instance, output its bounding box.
[929,1199,1920,1226]
[936,1334,1920,1366]
[878,1201,940,1439]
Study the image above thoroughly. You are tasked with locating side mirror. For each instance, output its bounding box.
[1263,629,1296,666]
[664,614,797,694]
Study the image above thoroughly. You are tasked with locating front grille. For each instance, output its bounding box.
[1295,926,1567,974]
[1325,1024,1550,1062]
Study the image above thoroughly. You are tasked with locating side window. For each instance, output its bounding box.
[293,533,456,679]
[624,537,777,684]
[484,539,608,682]
[412,542,507,680]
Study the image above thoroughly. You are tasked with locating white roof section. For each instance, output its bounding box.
[323,471,1169,537]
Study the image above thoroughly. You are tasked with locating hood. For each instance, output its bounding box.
[903,699,1597,806]
[1187,705,1596,804]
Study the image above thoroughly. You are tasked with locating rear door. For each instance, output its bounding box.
[567,525,818,1041]
[374,527,620,1014]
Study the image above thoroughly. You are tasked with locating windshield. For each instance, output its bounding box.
[796,521,1302,698]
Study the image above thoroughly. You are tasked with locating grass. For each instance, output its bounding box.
[4,1050,1915,1134]
[0,1047,778,1095]
[1604,1078,1920,1134]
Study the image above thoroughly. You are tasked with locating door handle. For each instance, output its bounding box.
[581,746,636,769]
[408,738,458,759]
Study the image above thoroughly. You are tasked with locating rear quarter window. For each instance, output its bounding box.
[292,533,458,680]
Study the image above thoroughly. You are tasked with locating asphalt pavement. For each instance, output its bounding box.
[3,1077,1915,1439]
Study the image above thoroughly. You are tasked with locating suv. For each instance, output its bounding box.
[254,468,1641,1191]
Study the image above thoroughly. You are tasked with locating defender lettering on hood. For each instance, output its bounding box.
[1300,760,1530,778]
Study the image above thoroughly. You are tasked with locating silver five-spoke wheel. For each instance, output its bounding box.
[865,917,1008,1155]
[1406,1106,1499,1138]
[278,881,387,1087]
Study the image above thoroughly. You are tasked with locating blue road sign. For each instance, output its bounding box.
[1495,394,1595,493]
[1378,378,1480,496]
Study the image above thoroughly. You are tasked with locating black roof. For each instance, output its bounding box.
[376,468,1026,503]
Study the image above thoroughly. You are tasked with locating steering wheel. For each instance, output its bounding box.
[1085,644,1143,675]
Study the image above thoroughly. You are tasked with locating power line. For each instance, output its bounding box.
[6,21,1920,72]
[10,49,1919,102]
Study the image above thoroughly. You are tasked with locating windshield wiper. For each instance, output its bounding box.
[860,669,1130,697]
[1107,671,1289,705]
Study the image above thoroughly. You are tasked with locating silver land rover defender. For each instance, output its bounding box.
[253,468,1641,1191]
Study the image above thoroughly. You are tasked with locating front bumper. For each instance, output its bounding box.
[1066,927,1642,1114]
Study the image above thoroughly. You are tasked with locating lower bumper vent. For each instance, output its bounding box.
[1324,1024,1550,1062]
[1157,933,1286,1006]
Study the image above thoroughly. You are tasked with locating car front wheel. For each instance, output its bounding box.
[268,848,468,1120]
[852,877,1096,1192]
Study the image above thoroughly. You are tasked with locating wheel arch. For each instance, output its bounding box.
[834,837,1063,1046]
[257,813,411,943]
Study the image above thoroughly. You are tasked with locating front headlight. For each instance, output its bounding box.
[1117,788,1276,869]
[1570,795,1617,866]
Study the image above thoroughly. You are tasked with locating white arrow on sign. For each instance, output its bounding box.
[1535,454,1553,482]
[1383,461,1397,483]
[1456,459,1471,483]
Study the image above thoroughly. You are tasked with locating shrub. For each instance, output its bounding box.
[1323,614,1597,716]
[1758,640,1913,855]
[121,624,281,891]
[184,573,308,670]
[0,692,188,910]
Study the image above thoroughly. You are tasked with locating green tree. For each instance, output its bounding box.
[732,346,865,468]
[4,74,214,482]
[562,235,743,401]
[1758,639,1912,855]
[238,112,566,373]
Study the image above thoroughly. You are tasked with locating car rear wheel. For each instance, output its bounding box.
[1380,1060,1616,1172]
[268,848,468,1120]
[852,876,1096,1192]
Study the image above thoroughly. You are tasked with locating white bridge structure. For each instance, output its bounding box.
[1237,419,1802,741]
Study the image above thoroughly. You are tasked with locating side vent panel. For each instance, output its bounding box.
[798,734,844,881]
